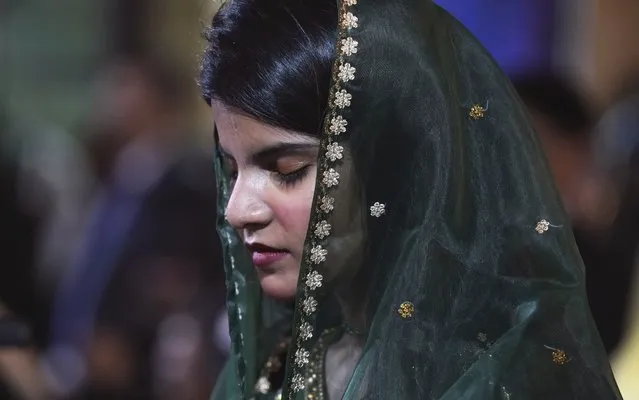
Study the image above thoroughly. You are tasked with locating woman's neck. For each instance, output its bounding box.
[335,280,369,335]
[325,332,363,399]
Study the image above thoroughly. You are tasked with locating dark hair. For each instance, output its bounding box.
[199,0,338,136]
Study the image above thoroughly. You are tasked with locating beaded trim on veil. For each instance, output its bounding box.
[282,0,361,398]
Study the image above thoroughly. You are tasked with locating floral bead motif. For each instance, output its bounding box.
[287,1,360,397]
[302,296,318,315]
[551,348,569,365]
[544,345,570,366]
[397,301,415,319]
[338,63,356,82]
[469,104,486,120]
[314,220,331,239]
[326,142,344,162]
[341,37,358,56]
[299,322,313,340]
[342,12,358,29]
[310,245,328,264]
[535,219,550,234]
[291,374,305,392]
[294,348,310,367]
[370,202,386,217]
[334,89,352,108]
[305,271,323,290]
[320,196,335,213]
[329,116,348,135]
[322,169,340,187]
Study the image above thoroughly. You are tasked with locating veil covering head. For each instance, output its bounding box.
[206,0,622,399]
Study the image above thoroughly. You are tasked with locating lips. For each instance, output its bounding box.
[246,242,288,268]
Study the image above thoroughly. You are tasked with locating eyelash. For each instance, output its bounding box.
[225,164,311,188]
[274,165,311,188]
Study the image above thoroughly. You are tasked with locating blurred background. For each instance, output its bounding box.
[1,0,639,399]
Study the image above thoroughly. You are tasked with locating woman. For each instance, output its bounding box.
[200,0,622,398]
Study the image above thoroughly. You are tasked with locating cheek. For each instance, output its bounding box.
[271,176,317,251]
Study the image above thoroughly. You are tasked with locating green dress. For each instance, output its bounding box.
[209,0,623,399]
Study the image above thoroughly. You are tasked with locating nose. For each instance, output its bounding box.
[224,176,272,232]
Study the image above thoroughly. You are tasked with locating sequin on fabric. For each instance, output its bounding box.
[329,116,348,135]
[338,63,356,82]
[398,301,415,319]
[291,374,306,392]
[322,169,340,187]
[535,219,550,234]
[320,196,335,213]
[544,345,570,366]
[314,220,331,239]
[552,349,569,365]
[305,271,323,290]
[310,245,328,264]
[342,12,358,29]
[300,322,313,340]
[370,202,386,217]
[326,142,344,162]
[303,296,318,315]
[295,348,310,367]
[469,104,486,120]
[341,37,358,56]
[334,89,352,108]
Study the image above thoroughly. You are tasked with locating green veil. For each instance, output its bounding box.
[210,0,622,399]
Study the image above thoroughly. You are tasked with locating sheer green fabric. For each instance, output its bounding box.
[211,0,622,399]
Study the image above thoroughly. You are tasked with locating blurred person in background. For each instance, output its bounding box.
[43,55,226,400]
[0,106,59,352]
[0,302,47,400]
[517,77,639,355]
[0,106,50,400]
[438,0,637,355]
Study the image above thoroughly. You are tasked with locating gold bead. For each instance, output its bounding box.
[469,104,486,120]
[397,301,415,319]
[552,349,569,365]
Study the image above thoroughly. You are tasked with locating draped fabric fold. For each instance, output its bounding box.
[210,0,622,398]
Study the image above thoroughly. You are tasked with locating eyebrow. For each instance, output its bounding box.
[218,142,319,164]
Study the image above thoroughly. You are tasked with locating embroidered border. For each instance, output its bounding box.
[283,0,359,397]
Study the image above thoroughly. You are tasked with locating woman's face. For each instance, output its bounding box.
[213,104,319,300]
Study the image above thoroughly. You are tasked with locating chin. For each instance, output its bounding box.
[258,272,298,300]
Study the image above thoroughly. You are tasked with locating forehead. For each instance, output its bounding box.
[212,102,318,154]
